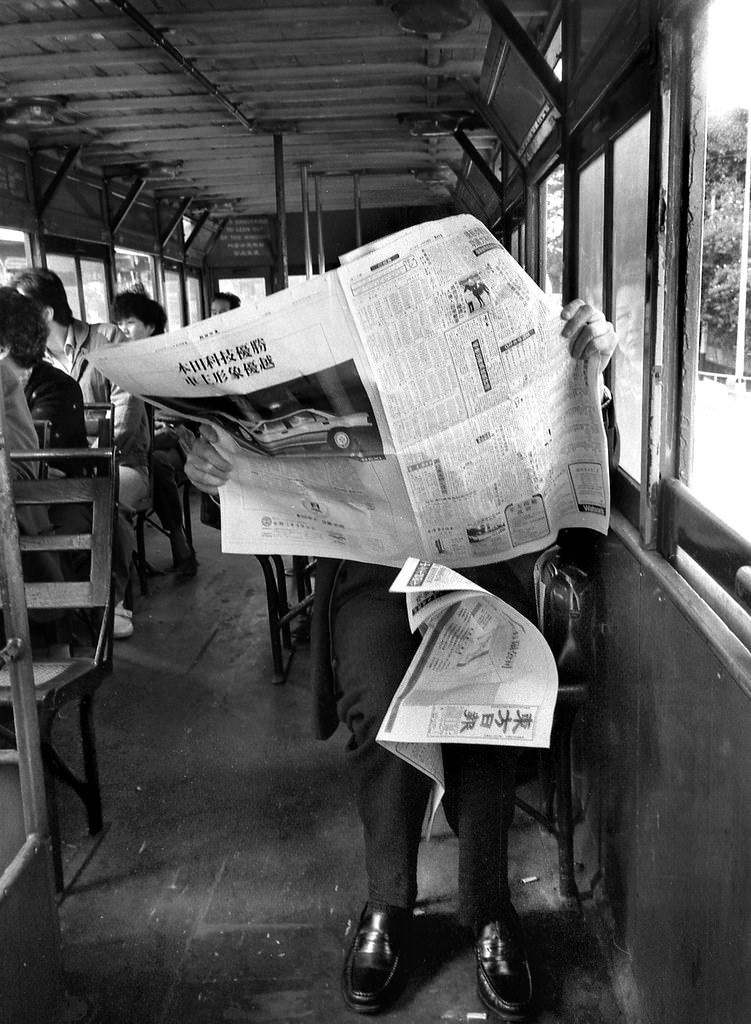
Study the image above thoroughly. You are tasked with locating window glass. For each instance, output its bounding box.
[80,258,109,324]
[0,227,31,284]
[115,247,156,297]
[691,0,751,539]
[218,276,267,307]
[46,253,81,319]
[164,269,183,330]
[186,274,203,322]
[509,226,521,264]
[577,155,605,309]
[611,114,650,482]
[541,165,564,303]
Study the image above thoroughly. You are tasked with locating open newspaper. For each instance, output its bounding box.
[89,213,610,568]
[377,557,559,829]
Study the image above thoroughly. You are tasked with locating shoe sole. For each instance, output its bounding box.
[477,981,532,1023]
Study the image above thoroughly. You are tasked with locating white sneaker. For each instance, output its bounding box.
[113,602,134,639]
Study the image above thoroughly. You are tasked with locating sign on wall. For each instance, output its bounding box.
[215,216,273,265]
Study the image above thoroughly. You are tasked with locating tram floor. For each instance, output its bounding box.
[52,505,632,1024]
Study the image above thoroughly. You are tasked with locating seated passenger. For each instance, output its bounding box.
[0,286,88,465]
[0,289,66,640]
[209,291,241,316]
[0,296,49,499]
[185,299,617,1023]
[113,289,198,577]
[0,286,93,588]
[12,268,150,640]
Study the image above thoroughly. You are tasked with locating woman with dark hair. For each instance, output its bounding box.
[0,287,68,622]
[0,286,88,461]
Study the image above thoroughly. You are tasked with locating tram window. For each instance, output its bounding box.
[509,221,525,266]
[46,254,82,319]
[577,155,605,310]
[79,259,109,323]
[46,252,110,324]
[687,0,751,541]
[163,268,184,330]
[217,276,267,305]
[611,114,650,483]
[541,165,564,303]
[115,247,156,299]
[0,227,31,284]
[186,274,203,322]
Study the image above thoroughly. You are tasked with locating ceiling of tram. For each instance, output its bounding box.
[0,0,557,222]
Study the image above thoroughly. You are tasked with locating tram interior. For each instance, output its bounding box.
[1,0,751,1022]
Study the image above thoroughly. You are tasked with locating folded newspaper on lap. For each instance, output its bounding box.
[376,557,559,831]
[88,214,610,567]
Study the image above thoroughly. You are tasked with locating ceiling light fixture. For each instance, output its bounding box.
[105,161,184,180]
[390,0,477,38]
[0,97,64,129]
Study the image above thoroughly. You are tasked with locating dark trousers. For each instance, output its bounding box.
[330,558,536,931]
[151,447,188,535]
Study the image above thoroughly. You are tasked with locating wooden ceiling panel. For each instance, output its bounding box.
[0,0,555,221]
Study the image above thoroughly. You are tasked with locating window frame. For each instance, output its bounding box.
[43,237,113,324]
[656,3,751,638]
[568,53,658,537]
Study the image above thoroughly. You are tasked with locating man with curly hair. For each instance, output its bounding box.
[113,289,198,577]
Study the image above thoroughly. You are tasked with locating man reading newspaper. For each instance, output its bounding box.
[185,288,617,1023]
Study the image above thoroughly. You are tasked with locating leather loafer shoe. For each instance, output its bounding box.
[475,907,533,1022]
[341,903,411,1014]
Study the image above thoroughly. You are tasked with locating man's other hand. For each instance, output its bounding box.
[560,299,617,373]
[184,424,233,493]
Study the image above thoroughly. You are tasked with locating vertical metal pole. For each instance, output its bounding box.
[274,133,288,291]
[299,162,313,280]
[314,174,326,274]
[353,171,362,249]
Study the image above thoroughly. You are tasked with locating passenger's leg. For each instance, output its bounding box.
[332,561,430,906]
[442,744,517,931]
[331,560,430,1012]
[113,466,149,638]
[442,555,535,1022]
[151,448,196,575]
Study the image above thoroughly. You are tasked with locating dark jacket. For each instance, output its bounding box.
[25,361,88,449]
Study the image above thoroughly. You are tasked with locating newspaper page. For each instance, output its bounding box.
[89,214,609,567]
[376,557,559,829]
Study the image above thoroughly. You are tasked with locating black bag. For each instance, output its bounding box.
[200,492,222,530]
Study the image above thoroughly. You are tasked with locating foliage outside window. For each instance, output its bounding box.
[611,114,650,483]
[688,0,751,540]
[541,165,564,303]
